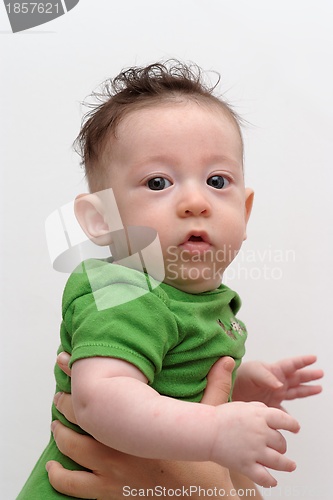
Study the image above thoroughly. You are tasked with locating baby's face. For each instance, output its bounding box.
[104,101,253,293]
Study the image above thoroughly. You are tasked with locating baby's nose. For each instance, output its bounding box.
[177,189,211,217]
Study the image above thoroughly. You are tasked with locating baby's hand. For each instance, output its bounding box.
[233,354,323,410]
[211,401,300,487]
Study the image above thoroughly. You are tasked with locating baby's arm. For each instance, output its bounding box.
[49,355,264,500]
[72,356,300,487]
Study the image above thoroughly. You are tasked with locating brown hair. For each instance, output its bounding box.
[74,60,243,192]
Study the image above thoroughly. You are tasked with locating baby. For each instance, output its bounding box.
[19,61,319,499]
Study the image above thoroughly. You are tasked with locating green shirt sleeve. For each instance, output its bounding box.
[62,260,179,384]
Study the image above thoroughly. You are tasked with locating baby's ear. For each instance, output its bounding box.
[74,193,112,246]
[243,188,254,241]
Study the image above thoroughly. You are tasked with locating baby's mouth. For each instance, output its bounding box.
[179,233,211,254]
[188,235,204,242]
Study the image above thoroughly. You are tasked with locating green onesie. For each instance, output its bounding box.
[18,259,247,499]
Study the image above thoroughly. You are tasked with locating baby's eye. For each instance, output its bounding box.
[147,177,172,190]
[207,175,229,189]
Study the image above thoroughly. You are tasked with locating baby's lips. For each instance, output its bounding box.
[182,230,211,245]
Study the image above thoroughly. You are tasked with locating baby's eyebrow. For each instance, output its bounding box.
[131,154,177,167]
[132,153,242,168]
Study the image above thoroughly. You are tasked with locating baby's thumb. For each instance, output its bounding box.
[259,367,284,390]
[201,357,235,406]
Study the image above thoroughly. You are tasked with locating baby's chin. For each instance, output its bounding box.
[163,275,223,294]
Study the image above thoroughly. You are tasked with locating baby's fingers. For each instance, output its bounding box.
[261,446,297,473]
[245,463,277,488]
[246,448,297,488]
[266,429,287,454]
[285,383,322,401]
[267,408,300,433]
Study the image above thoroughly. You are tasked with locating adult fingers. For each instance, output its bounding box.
[52,421,117,471]
[56,352,72,377]
[54,392,77,424]
[46,461,102,499]
[201,357,235,406]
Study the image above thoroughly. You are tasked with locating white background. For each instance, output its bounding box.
[1,1,332,498]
